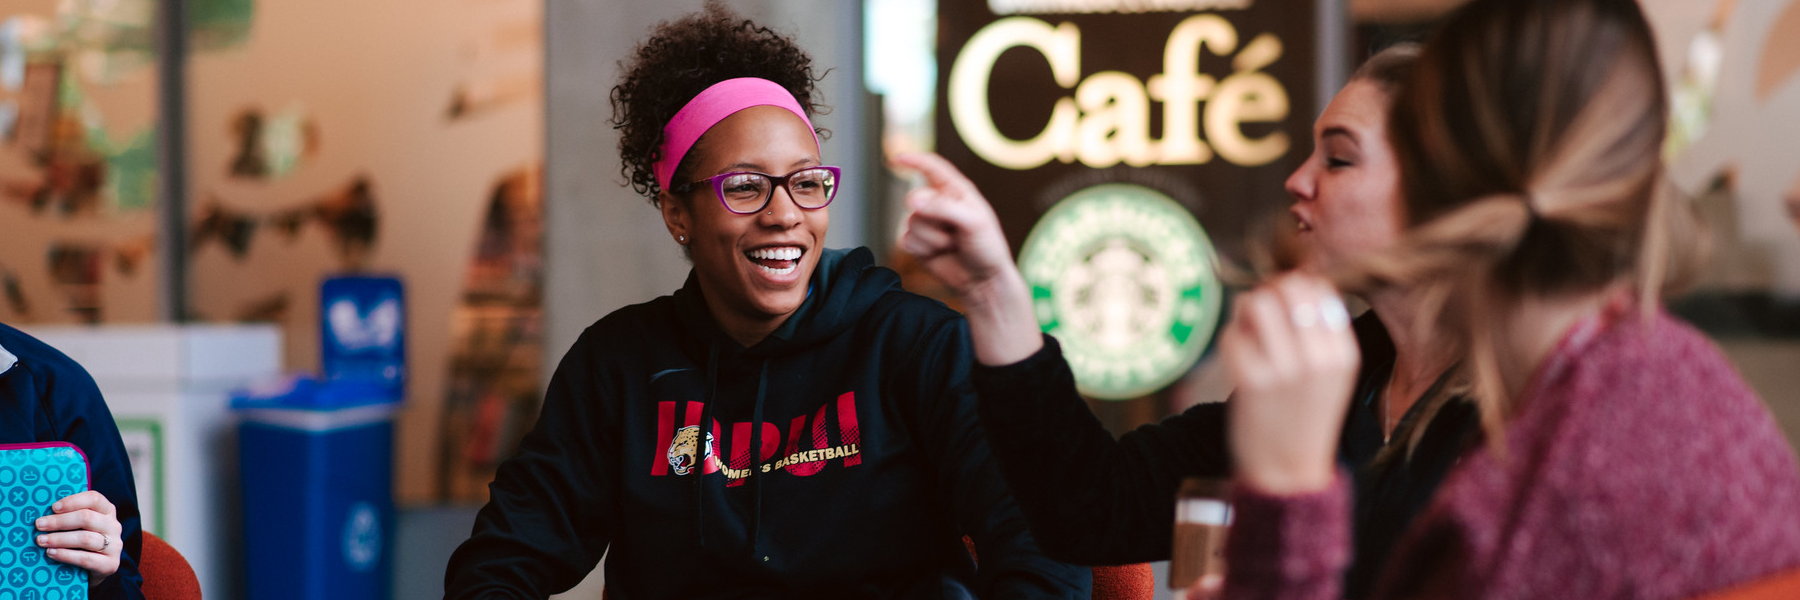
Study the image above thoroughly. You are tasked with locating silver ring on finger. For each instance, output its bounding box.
[1320,296,1351,330]
[1290,302,1319,328]
[99,533,108,552]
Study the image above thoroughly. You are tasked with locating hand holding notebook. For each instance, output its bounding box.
[0,442,119,599]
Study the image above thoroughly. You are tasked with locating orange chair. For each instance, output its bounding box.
[1090,562,1156,600]
[1688,566,1800,600]
[139,531,202,600]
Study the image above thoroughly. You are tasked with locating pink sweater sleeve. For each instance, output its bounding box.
[1223,473,1354,600]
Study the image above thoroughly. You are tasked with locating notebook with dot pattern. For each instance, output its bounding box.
[0,442,89,600]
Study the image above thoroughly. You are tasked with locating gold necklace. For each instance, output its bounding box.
[1382,386,1393,445]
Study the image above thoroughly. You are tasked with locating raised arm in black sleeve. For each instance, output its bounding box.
[900,318,1092,598]
[971,335,1232,566]
[444,332,617,599]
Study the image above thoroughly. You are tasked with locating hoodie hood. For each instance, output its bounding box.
[672,246,901,355]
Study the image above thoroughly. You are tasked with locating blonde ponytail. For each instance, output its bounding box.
[1337,0,1706,449]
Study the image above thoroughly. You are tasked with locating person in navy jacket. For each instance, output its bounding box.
[0,323,144,599]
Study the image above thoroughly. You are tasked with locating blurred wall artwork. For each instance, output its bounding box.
[1646,0,1800,338]
[0,0,162,324]
[2,0,544,504]
[1647,0,1800,294]
[438,165,542,502]
[1635,0,1800,443]
[181,0,543,503]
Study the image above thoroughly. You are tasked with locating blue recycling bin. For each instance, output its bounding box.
[234,377,398,600]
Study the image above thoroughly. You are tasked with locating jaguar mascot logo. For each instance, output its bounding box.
[666,425,717,476]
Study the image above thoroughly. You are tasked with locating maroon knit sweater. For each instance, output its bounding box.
[1225,310,1800,600]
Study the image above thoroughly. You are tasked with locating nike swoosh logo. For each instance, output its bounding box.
[650,368,693,383]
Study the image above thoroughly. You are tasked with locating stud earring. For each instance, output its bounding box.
[677,235,686,243]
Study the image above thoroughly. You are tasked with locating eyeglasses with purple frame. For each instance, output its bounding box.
[674,165,841,215]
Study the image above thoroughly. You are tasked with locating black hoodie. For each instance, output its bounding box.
[445,248,1089,599]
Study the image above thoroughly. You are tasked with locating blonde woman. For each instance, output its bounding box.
[1216,0,1800,597]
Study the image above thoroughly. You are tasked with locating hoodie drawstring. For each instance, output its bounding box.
[691,344,775,561]
[693,344,721,548]
[747,358,770,560]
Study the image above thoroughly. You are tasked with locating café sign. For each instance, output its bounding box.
[949,14,1291,170]
[935,0,1316,400]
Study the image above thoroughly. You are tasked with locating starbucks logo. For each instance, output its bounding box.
[1018,184,1223,400]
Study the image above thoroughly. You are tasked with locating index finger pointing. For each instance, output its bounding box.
[891,152,976,196]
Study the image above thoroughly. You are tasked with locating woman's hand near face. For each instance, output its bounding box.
[892,152,1042,365]
[35,490,123,588]
[1222,274,1360,495]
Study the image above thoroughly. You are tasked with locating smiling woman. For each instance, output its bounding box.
[660,102,833,346]
[440,2,1088,598]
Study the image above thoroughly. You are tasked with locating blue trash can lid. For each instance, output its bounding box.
[231,374,401,411]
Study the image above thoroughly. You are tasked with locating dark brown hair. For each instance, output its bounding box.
[609,1,825,205]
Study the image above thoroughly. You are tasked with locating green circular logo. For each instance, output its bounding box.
[1017,184,1224,400]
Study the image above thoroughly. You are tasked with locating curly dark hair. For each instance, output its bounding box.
[610,1,827,204]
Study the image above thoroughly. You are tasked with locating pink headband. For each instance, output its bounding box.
[654,77,818,191]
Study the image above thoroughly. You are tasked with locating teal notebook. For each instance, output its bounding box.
[0,442,89,600]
